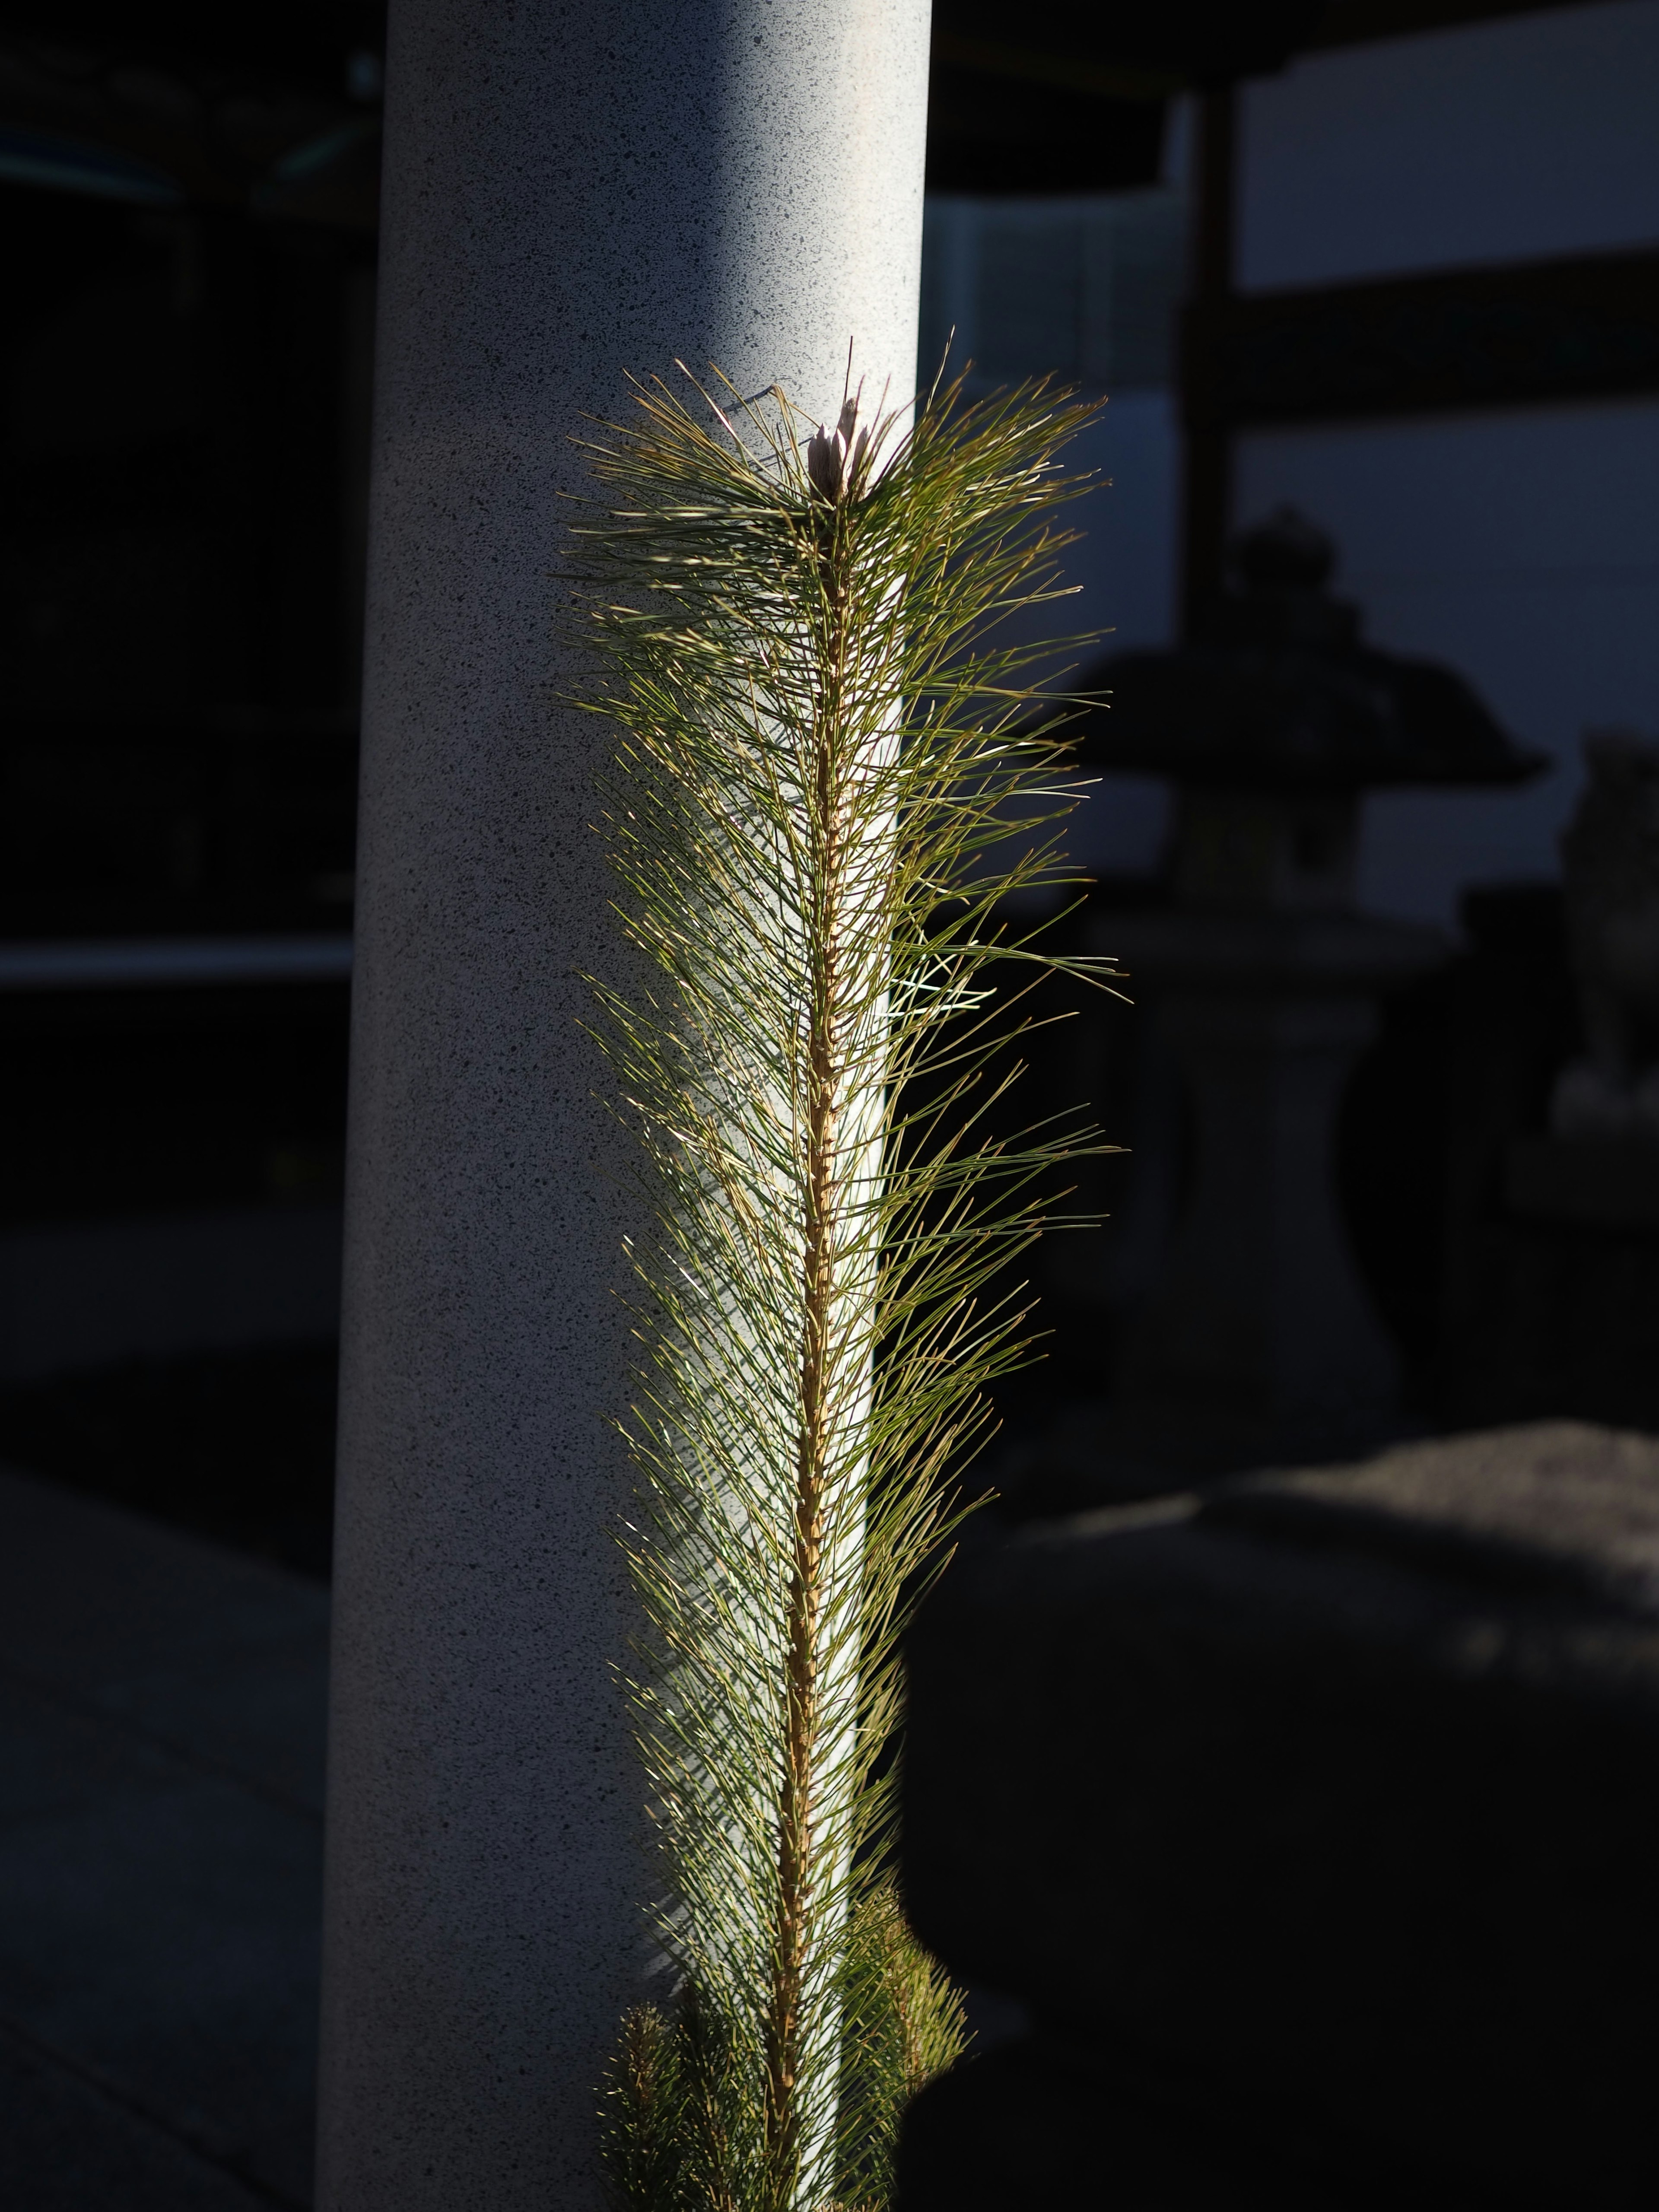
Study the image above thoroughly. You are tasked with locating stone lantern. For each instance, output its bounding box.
[1074,509,1543,1491]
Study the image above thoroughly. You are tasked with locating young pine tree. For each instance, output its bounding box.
[570,361,1116,2212]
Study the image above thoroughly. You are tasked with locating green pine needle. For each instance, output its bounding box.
[571,359,1121,2212]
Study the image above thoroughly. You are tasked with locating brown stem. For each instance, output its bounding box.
[763,511,852,2208]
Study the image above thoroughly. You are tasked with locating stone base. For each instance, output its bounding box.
[902,1421,1659,2210]
[898,2037,1456,2211]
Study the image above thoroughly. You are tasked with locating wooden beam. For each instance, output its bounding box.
[1307,0,1599,52]
[1179,87,1237,632]
[1185,246,1659,432]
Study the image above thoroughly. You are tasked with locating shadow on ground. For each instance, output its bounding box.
[0,1462,328,2207]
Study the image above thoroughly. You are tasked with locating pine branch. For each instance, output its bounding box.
[573,361,1120,2212]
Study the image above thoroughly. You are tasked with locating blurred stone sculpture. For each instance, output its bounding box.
[1551,728,1659,1143]
[1065,509,1543,1487]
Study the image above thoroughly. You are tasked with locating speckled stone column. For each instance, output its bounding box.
[315,5,930,2208]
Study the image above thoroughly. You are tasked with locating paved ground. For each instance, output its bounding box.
[0,1466,327,2208]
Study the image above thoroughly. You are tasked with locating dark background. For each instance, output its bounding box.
[0,0,1645,1574]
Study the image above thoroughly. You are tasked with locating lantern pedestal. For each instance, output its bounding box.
[1087,905,1444,1493]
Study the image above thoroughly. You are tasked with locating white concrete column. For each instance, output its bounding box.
[315,6,931,2208]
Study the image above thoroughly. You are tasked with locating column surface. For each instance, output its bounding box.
[316,5,930,2205]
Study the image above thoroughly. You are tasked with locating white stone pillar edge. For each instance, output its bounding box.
[315,3,932,2207]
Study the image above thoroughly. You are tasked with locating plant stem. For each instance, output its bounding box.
[766,512,853,2209]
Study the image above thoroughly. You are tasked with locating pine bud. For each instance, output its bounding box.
[806,390,870,503]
